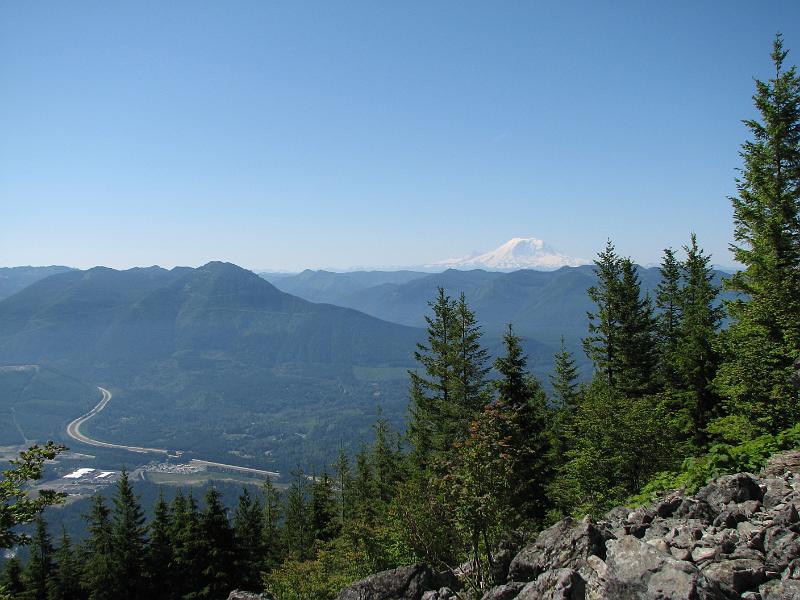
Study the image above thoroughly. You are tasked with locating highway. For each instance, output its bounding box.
[66,387,168,455]
[66,386,280,478]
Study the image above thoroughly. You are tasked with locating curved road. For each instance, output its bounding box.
[65,386,280,478]
[66,387,168,455]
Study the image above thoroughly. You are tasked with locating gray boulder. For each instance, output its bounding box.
[516,569,586,600]
[480,583,525,600]
[226,592,274,600]
[761,578,800,599]
[508,516,609,582]
[696,473,763,513]
[604,535,725,599]
[337,565,434,600]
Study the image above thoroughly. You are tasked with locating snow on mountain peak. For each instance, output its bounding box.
[433,237,589,271]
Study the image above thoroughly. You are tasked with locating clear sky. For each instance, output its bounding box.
[1,1,798,271]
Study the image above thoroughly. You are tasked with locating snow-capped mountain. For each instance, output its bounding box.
[432,237,589,271]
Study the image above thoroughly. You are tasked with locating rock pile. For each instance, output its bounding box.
[337,452,800,599]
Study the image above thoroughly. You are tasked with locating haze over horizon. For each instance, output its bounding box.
[2,2,798,271]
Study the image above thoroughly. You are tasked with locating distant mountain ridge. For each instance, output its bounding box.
[0,265,74,301]
[0,262,422,471]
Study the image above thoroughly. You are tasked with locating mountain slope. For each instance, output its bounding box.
[0,263,423,472]
[0,266,75,301]
[262,269,428,305]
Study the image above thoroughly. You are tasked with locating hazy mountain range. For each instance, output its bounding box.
[0,259,734,473]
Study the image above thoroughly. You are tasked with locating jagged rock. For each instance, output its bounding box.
[760,578,800,599]
[696,473,763,513]
[764,529,800,573]
[762,450,800,477]
[508,516,609,582]
[337,565,434,600]
[674,498,717,524]
[480,582,525,600]
[420,587,457,600]
[226,592,274,600]
[516,569,586,599]
[701,558,766,594]
[653,490,686,518]
[603,535,725,599]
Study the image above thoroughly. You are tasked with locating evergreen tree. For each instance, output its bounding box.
[372,417,402,506]
[351,446,376,524]
[408,288,457,462]
[408,289,490,461]
[81,494,115,600]
[548,336,582,493]
[716,34,800,432]
[21,516,54,600]
[656,247,684,389]
[310,472,337,543]
[584,244,658,397]
[198,488,235,600]
[493,325,552,526]
[614,259,659,397]
[282,471,313,561]
[233,488,265,591]
[583,240,624,387]
[678,234,724,446]
[549,335,580,411]
[332,445,352,530]
[110,469,147,600]
[552,381,676,516]
[0,557,24,598]
[261,478,283,572]
[145,491,173,600]
[48,528,81,600]
[451,292,491,424]
[170,491,203,599]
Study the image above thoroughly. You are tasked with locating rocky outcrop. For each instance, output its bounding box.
[226,592,274,600]
[338,452,800,599]
[336,565,436,600]
[480,457,800,600]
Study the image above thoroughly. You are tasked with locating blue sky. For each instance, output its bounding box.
[1,1,798,271]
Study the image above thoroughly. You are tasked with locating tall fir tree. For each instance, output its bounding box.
[310,472,338,543]
[0,557,24,598]
[146,491,174,600]
[48,528,82,600]
[233,488,265,591]
[81,494,115,600]
[198,488,236,600]
[332,446,353,530]
[583,240,624,387]
[493,325,552,526]
[408,289,490,462]
[716,34,800,432]
[282,471,313,561]
[614,259,658,397]
[408,288,457,462]
[261,478,283,572]
[656,247,684,390]
[110,469,147,600]
[678,234,724,446]
[583,243,658,397]
[170,491,203,599]
[372,417,402,506]
[21,516,54,600]
[450,292,491,426]
[550,336,580,412]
